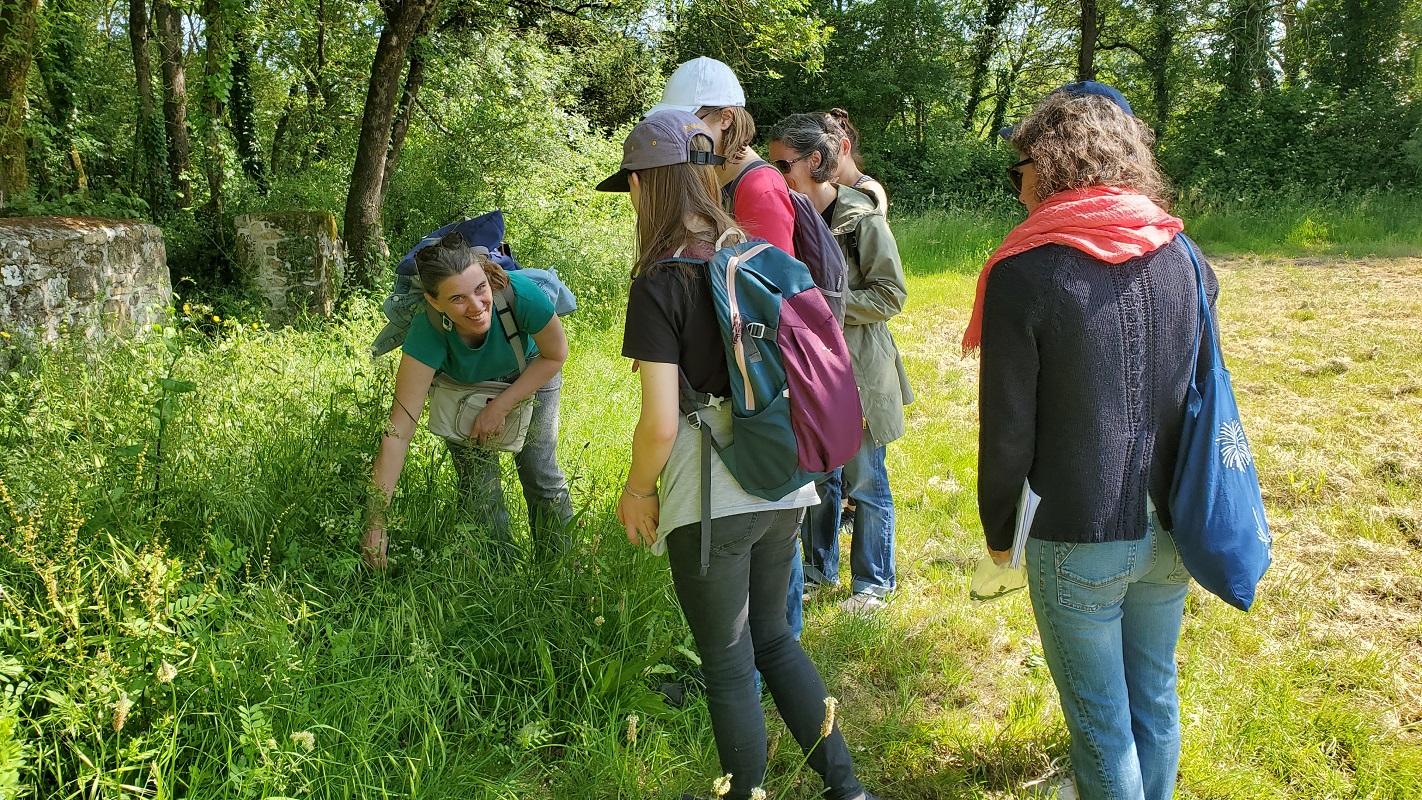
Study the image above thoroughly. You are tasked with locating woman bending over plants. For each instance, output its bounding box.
[362,235,573,569]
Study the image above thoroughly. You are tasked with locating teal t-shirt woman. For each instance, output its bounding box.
[363,235,574,568]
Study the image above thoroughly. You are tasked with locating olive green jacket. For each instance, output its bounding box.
[828,184,914,446]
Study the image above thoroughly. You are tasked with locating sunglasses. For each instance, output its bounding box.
[773,152,812,174]
[1006,158,1034,193]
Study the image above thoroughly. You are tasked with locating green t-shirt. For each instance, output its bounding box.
[402,271,555,383]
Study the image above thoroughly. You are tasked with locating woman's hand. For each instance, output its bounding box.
[470,397,511,444]
[617,488,660,547]
[362,523,389,571]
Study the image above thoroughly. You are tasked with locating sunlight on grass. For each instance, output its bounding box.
[1,225,1419,798]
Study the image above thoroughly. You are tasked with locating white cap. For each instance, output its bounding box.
[646,57,745,116]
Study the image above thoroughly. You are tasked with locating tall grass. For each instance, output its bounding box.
[2,199,1420,798]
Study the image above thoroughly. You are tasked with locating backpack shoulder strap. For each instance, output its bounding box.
[493,284,526,374]
[677,368,725,577]
[720,160,775,208]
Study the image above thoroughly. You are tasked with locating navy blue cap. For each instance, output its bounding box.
[998,80,1135,141]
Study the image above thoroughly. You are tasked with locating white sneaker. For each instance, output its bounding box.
[838,592,887,616]
[1023,771,1078,799]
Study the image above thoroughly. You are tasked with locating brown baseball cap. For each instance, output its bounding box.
[595,109,727,192]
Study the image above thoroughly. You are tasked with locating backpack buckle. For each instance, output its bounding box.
[686,411,702,429]
[746,322,767,339]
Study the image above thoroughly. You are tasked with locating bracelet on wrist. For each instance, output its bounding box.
[623,484,657,500]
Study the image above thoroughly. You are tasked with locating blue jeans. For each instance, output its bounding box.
[801,431,896,597]
[785,540,804,638]
[445,372,574,560]
[665,510,865,800]
[1026,515,1190,800]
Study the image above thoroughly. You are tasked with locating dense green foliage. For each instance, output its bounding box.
[2,0,1419,293]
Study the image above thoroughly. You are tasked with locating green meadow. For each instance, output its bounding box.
[1,210,1420,799]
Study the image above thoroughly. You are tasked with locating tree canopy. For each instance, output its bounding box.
[0,0,1417,288]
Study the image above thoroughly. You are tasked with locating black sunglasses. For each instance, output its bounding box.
[1006,158,1034,192]
[773,152,812,174]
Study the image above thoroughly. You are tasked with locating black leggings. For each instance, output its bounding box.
[666,508,864,800]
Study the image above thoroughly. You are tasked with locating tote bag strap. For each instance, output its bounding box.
[1178,234,1219,411]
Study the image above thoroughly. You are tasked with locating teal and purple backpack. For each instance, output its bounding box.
[662,237,862,574]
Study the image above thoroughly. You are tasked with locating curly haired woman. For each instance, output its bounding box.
[973,82,1217,800]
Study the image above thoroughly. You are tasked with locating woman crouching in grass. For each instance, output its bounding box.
[598,109,880,800]
[974,82,1212,800]
[362,235,574,569]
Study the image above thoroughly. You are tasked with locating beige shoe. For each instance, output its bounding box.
[838,592,887,616]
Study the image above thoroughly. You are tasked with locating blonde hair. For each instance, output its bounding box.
[1009,92,1172,208]
[698,106,757,158]
[632,134,741,277]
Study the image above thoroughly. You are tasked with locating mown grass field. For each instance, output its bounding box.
[1,209,1419,799]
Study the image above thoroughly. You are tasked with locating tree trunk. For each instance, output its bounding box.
[128,0,168,212]
[0,0,39,205]
[989,47,1029,139]
[1078,0,1098,82]
[154,0,193,208]
[201,0,227,221]
[343,0,438,290]
[962,0,1015,131]
[381,38,426,200]
[305,0,331,161]
[1224,0,1273,95]
[36,0,88,196]
[1149,0,1175,139]
[1279,0,1300,87]
[228,30,268,194]
[270,81,299,178]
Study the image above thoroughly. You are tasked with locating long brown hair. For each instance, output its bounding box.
[414,233,510,298]
[697,105,757,159]
[632,135,742,277]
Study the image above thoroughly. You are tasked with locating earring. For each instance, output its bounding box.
[441,313,454,332]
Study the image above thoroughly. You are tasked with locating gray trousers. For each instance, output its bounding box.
[444,372,573,559]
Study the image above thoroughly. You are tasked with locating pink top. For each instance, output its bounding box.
[730,165,797,257]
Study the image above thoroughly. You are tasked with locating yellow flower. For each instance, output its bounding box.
[0,330,9,339]
[594,615,605,626]
[749,789,767,800]
[182,303,192,315]
[212,315,221,323]
[711,774,732,797]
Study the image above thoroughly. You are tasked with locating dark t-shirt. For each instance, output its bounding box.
[820,197,837,228]
[622,257,730,398]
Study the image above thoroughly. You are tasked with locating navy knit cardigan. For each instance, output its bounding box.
[977,236,1220,552]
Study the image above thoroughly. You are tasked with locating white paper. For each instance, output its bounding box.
[1010,479,1041,569]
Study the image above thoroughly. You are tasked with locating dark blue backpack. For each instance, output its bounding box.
[371,210,575,357]
[1169,234,1272,611]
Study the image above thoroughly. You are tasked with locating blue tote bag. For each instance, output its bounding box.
[1169,234,1272,611]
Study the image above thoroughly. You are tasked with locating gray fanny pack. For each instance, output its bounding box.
[425,286,535,453]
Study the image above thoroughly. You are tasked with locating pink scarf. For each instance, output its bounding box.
[962,185,1184,355]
